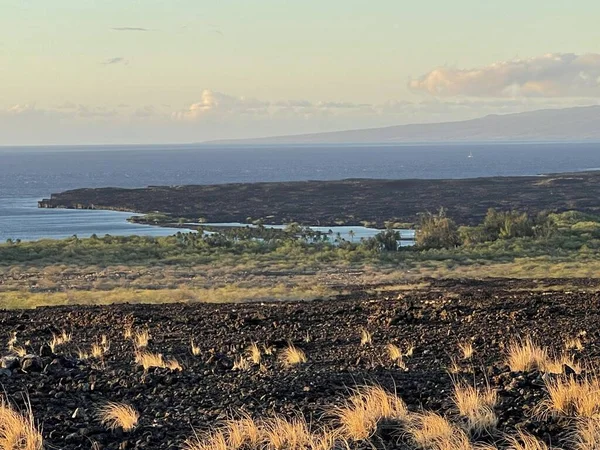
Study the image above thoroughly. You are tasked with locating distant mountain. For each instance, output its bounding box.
[209,105,600,144]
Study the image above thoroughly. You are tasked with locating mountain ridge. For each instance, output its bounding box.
[207,105,600,145]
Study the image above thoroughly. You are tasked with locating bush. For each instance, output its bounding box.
[415,209,461,249]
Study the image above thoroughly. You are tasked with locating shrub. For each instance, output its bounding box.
[416,209,461,249]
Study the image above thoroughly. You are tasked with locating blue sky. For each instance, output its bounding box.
[2,0,600,144]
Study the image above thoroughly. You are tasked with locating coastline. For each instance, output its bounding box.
[38,171,600,227]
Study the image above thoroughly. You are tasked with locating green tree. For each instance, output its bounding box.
[416,208,461,249]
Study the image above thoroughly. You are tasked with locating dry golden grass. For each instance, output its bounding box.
[538,376,600,418]
[185,414,262,450]
[407,411,472,450]
[191,339,201,356]
[387,343,403,362]
[387,344,407,370]
[308,429,341,450]
[262,415,313,450]
[133,329,150,349]
[101,334,110,350]
[123,324,133,340]
[10,345,27,357]
[571,418,600,450]
[506,338,549,372]
[97,402,139,432]
[49,330,72,352]
[0,400,43,450]
[304,331,311,343]
[566,337,584,351]
[543,354,582,375]
[224,416,262,450]
[452,382,497,433]
[90,343,106,359]
[166,358,183,371]
[7,332,17,348]
[448,357,463,375]
[77,348,90,360]
[335,385,408,441]
[134,350,182,371]
[279,344,307,368]
[184,430,228,450]
[185,415,341,450]
[360,329,372,346]
[459,342,474,360]
[263,344,274,356]
[233,356,251,371]
[507,430,549,450]
[247,343,262,365]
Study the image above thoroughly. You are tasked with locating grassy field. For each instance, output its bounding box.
[3,209,600,308]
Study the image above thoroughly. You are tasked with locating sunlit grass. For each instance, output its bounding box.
[0,399,43,450]
[97,402,139,432]
[279,344,307,368]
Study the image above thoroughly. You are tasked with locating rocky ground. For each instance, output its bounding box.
[1,279,599,449]
[38,171,600,227]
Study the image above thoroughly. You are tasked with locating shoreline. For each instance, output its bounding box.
[38,171,600,227]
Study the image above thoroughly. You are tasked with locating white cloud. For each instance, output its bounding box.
[2,91,598,145]
[173,90,269,119]
[173,90,374,121]
[409,53,600,98]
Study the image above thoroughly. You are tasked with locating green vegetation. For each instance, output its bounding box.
[0,209,597,270]
[3,209,600,308]
[415,208,461,249]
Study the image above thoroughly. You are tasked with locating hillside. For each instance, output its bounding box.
[209,105,600,144]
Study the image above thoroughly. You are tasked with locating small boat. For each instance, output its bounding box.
[468,151,473,158]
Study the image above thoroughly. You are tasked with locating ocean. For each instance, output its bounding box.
[1,142,599,241]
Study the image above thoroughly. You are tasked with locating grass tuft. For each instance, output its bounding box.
[507,430,549,450]
[0,399,43,450]
[135,350,182,371]
[279,344,307,368]
[571,417,600,450]
[538,376,600,418]
[224,416,262,450]
[262,415,313,450]
[407,411,472,450]
[133,329,150,349]
[97,402,139,432]
[506,338,548,372]
[360,329,372,346]
[247,342,262,365]
[452,381,497,433]
[233,356,251,371]
[335,385,407,441]
[10,345,27,357]
[566,337,584,351]
[49,330,72,352]
[191,339,201,356]
[458,342,474,360]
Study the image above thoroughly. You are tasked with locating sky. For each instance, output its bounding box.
[2,0,600,145]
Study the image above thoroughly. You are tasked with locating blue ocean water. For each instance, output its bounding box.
[1,143,599,241]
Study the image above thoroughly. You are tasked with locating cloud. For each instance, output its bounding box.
[111,27,148,32]
[7,104,36,114]
[174,90,374,121]
[173,90,270,120]
[102,57,129,65]
[409,53,600,98]
[2,95,599,145]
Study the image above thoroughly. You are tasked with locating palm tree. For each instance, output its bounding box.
[348,230,356,242]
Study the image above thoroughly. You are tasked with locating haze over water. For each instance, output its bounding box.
[1,143,600,241]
